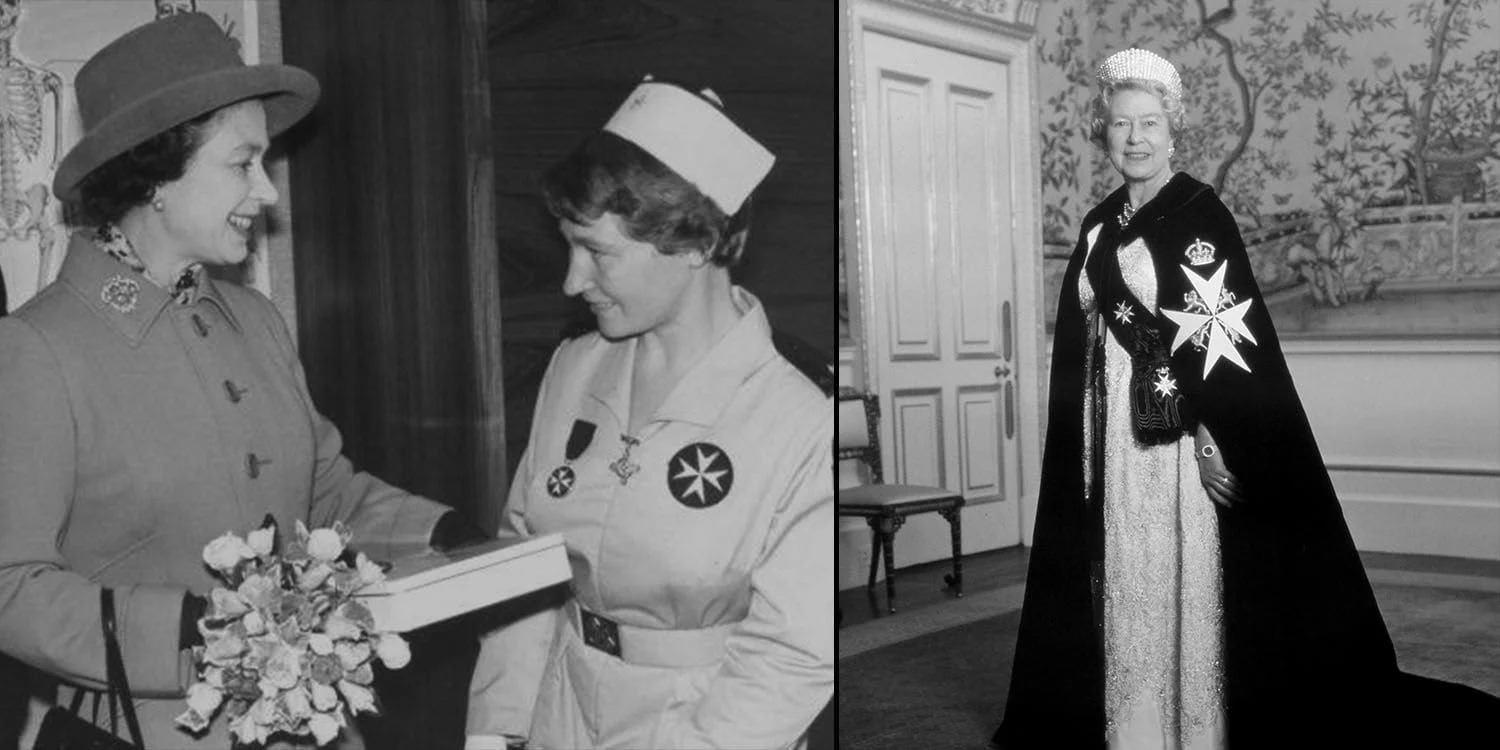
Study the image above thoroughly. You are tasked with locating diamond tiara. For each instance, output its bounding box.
[1096,48,1183,101]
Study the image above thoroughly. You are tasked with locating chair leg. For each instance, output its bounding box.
[864,521,881,590]
[940,506,963,597]
[880,517,900,614]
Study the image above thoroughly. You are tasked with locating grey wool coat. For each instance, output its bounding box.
[0,232,450,748]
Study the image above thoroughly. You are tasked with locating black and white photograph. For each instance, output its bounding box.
[1,0,1499,749]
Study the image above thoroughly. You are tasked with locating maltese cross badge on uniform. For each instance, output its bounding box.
[546,466,576,498]
[548,419,596,498]
[667,442,734,509]
[1160,261,1258,377]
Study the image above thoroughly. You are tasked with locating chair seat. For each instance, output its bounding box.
[838,483,962,509]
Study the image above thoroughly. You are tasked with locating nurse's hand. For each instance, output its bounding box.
[1194,424,1245,508]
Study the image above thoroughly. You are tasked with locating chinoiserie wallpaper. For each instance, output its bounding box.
[838,0,1499,345]
[1038,0,1499,337]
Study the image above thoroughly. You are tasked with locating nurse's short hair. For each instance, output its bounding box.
[74,108,223,227]
[542,131,752,267]
[1086,78,1189,150]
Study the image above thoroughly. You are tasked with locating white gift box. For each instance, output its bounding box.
[356,534,570,632]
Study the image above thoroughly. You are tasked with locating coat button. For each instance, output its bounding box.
[191,314,209,337]
[224,380,248,403]
[246,453,272,479]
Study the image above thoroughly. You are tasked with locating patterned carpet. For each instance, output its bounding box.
[838,567,1500,750]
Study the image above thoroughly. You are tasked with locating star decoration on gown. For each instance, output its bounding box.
[667,443,735,508]
[1161,261,1259,377]
[1113,301,1135,324]
[1152,366,1178,397]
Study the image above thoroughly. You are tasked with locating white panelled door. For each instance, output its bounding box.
[860,30,1022,550]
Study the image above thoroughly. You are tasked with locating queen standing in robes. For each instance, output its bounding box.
[990,48,1500,749]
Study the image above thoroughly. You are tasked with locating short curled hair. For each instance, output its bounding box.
[74,109,222,226]
[541,131,752,267]
[1086,79,1189,150]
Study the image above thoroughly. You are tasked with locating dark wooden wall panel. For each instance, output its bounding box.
[280,2,504,746]
[280,0,506,526]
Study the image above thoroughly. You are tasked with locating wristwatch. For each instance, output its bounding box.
[1197,444,1218,460]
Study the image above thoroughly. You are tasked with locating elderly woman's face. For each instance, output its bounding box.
[558,213,696,340]
[1105,88,1173,187]
[156,99,279,266]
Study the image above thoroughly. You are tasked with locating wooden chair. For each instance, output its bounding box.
[837,390,963,613]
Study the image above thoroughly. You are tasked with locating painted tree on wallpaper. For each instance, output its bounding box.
[1332,0,1498,207]
[1038,6,1093,243]
[1038,0,1392,235]
[1307,0,1499,306]
[1096,0,1397,225]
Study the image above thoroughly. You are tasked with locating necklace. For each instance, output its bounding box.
[608,434,641,485]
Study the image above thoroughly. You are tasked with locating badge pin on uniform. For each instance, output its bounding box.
[548,420,596,498]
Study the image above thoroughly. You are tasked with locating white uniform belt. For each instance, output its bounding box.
[565,600,736,669]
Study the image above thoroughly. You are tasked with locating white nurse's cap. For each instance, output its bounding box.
[602,77,775,215]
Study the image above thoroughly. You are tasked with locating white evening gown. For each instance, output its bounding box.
[1078,231,1227,750]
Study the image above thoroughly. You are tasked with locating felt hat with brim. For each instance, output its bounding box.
[53,12,320,202]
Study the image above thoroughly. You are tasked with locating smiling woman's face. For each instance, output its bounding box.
[1105,87,1174,188]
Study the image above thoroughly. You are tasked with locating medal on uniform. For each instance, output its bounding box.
[609,434,641,486]
[547,420,596,498]
[668,442,735,509]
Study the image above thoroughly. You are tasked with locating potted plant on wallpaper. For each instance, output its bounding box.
[1370,0,1499,205]
[1418,46,1498,203]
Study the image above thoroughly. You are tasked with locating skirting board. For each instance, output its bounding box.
[1340,492,1500,561]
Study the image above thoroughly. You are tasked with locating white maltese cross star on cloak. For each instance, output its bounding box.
[1161,261,1259,377]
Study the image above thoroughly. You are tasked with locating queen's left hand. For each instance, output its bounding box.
[1194,424,1245,508]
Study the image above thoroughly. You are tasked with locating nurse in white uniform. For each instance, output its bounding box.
[465,78,834,750]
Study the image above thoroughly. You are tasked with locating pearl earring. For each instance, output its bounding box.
[1168,146,1176,157]
[152,197,165,212]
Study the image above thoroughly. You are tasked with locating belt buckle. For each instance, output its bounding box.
[580,609,621,657]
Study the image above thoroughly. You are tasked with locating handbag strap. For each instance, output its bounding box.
[100,588,146,748]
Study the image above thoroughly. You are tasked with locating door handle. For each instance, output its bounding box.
[994,364,1010,378]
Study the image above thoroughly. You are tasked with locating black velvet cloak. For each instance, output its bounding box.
[992,173,1498,748]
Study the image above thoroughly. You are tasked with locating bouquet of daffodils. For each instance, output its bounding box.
[175,516,411,747]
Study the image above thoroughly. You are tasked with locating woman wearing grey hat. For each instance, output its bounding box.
[0,13,477,749]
